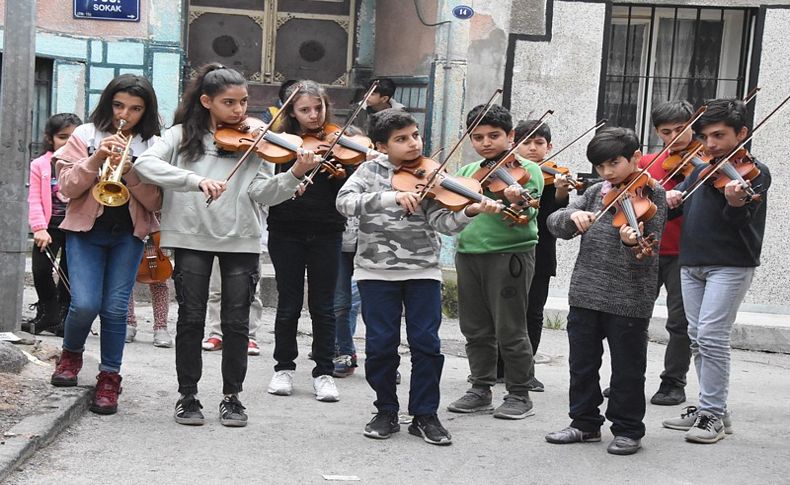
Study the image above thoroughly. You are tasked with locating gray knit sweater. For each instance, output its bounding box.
[547,181,667,319]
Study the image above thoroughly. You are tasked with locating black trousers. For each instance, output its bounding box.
[658,255,691,388]
[173,248,259,395]
[567,306,649,440]
[31,227,70,306]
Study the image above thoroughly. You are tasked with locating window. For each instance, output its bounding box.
[0,55,53,157]
[601,5,756,150]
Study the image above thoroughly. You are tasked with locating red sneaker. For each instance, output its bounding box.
[51,349,83,387]
[90,371,123,415]
[202,337,222,351]
[247,339,261,356]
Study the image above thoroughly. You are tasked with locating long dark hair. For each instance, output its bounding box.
[90,74,161,141]
[173,63,247,163]
[42,113,82,152]
[279,80,334,135]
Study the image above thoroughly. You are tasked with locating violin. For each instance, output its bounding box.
[214,117,306,164]
[136,232,173,284]
[602,172,659,260]
[538,160,586,191]
[392,156,529,225]
[303,123,379,166]
[660,140,710,182]
[470,152,540,209]
[697,148,761,202]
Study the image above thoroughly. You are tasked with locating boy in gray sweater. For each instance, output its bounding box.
[544,127,666,455]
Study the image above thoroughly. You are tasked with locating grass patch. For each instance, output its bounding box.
[544,312,566,330]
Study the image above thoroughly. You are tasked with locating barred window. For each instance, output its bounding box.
[601,5,756,151]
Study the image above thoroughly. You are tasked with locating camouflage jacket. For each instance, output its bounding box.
[336,154,473,281]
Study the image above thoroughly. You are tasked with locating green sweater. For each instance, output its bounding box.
[455,157,543,254]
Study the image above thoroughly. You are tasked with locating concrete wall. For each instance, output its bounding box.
[373,0,437,76]
[0,0,184,125]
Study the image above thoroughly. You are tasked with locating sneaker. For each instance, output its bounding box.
[267,370,295,396]
[125,325,137,343]
[202,337,222,351]
[313,375,340,402]
[408,414,452,446]
[153,328,174,348]
[219,395,248,427]
[607,436,641,455]
[363,411,400,439]
[90,371,122,415]
[247,339,261,356]
[650,384,686,406]
[662,405,733,434]
[545,426,602,444]
[51,349,83,387]
[685,411,725,444]
[333,354,357,378]
[493,394,535,420]
[174,394,205,426]
[527,377,545,392]
[447,387,493,413]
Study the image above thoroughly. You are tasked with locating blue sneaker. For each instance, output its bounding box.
[333,354,357,378]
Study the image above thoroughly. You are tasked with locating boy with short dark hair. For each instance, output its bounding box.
[365,78,404,113]
[545,127,667,456]
[447,105,543,419]
[662,98,770,444]
[640,100,697,406]
[336,109,500,445]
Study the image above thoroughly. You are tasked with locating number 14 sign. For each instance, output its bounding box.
[74,0,140,22]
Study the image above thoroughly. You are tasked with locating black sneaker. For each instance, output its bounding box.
[174,394,204,426]
[408,414,452,446]
[363,411,400,439]
[650,385,686,406]
[527,377,545,392]
[219,395,248,427]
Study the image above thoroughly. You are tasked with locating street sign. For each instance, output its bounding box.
[73,0,140,22]
[452,5,474,20]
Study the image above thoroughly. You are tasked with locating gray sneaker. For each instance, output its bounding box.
[493,394,535,420]
[662,405,733,434]
[447,387,493,413]
[153,328,173,348]
[685,411,725,444]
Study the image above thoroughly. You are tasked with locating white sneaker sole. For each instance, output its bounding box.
[268,387,293,396]
[493,408,536,420]
[315,393,339,402]
[685,430,726,444]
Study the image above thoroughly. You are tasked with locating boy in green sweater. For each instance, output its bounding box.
[447,104,544,419]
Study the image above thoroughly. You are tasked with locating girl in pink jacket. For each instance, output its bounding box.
[24,113,82,335]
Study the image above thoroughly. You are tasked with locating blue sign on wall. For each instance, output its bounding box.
[74,0,140,22]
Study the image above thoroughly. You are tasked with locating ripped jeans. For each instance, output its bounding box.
[173,248,260,396]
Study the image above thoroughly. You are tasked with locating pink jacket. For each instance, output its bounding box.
[55,132,162,240]
[28,151,61,232]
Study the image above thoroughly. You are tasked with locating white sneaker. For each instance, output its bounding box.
[125,325,137,343]
[153,328,174,348]
[267,370,295,396]
[313,375,340,402]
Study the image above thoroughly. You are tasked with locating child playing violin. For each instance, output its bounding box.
[446,105,543,420]
[264,80,346,403]
[545,127,666,455]
[336,109,500,445]
[662,98,771,444]
[135,63,316,427]
[639,100,697,406]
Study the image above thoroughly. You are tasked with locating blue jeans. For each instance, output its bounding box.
[681,265,754,417]
[268,231,341,377]
[358,279,444,416]
[63,228,143,373]
[334,251,360,356]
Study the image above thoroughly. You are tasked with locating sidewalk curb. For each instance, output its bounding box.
[0,386,91,482]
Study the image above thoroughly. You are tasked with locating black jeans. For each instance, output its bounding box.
[567,306,649,440]
[31,226,69,306]
[526,273,552,354]
[658,255,691,388]
[173,249,260,395]
[268,231,340,377]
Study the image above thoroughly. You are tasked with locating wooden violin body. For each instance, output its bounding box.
[700,149,761,195]
[661,140,710,180]
[214,117,305,164]
[603,172,659,260]
[137,232,173,284]
[538,160,586,191]
[470,154,539,209]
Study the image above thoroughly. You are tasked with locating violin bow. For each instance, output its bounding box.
[477,109,555,185]
[44,246,70,295]
[681,92,790,202]
[415,88,503,203]
[541,118,607,164]
[206,83,303,207]
[661,89,761,187]
[299,81,381,190]
[588,105,707,225]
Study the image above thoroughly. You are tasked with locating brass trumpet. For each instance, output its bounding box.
[92,119,133,207]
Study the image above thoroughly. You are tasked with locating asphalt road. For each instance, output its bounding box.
[7,302,790,484]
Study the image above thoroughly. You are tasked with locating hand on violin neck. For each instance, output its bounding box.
[619,222,643,246]
[665,189,683,209]
[570,210,596,234]
[395,191,421,214]
[291,148,320,178]
[723,179,749,207]
[465,197,504,217]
